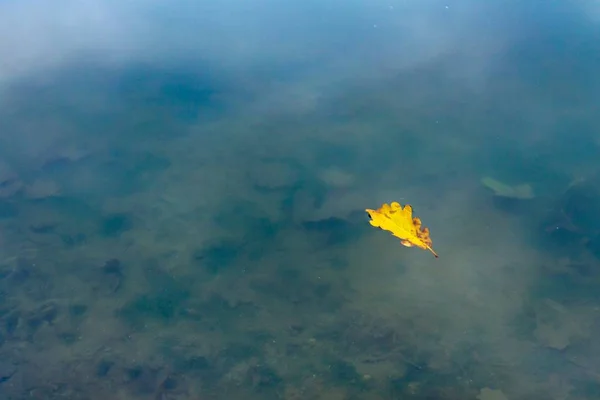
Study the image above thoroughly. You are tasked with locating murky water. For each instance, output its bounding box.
[1,1,600,399]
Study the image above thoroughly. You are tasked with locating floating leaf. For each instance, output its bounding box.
[366,202,438,258]
[481,177,534,199]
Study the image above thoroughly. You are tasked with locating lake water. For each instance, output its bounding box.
[1,1,600,399]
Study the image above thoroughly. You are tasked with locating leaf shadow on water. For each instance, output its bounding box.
[301,214,367,247]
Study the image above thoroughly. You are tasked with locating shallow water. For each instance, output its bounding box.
[1,1,600,399]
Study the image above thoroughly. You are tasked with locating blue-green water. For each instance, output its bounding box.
[1,1,600,399]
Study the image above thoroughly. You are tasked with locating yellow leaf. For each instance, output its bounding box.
[366,202,438,258]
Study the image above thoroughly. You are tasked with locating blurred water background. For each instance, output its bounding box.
[1,0,600,399]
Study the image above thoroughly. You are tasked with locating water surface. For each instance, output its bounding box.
[1,1,600,399]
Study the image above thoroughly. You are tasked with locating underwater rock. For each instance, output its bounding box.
[68,304,88,318]
[212,201,278,253]
[118,269,192,327]
[533,298,591,351]
[97,258,124,294]
[26,301,59,334]
[283,182,329,222]
[586,235,600,259]
[477,387,509,400]
[318,167,355,188]
[328,359,364,387]
[123,364,165,395]
[1,258,37,286]
[249,160,301,191]
[0,361,16,384]
[175,355,211,373]
[192,240,242,274]
[61,233,87,247]
[57,331,78,345]
[543,177,600,235]
[24,179,61,199]
[0,200,18,218]
[542,175,600,257]
[100,213,133,237]
[40,146,90,171]
[314,144,358,170]
[0,162,23,199]
[556,178,600,236]
[481,177,534,199]
[29,222,58,234]
[96,360,114,377]
[288,322,305,336]
[247,365,282,389]
[102,258,123,275]
[4,311,20,336]
[25,209,67,235]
